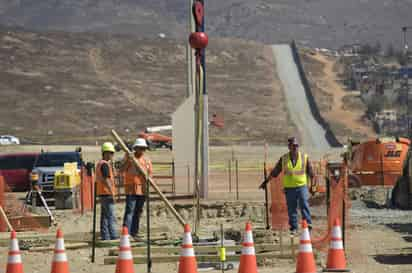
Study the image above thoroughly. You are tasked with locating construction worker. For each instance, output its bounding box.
[119,138,153,240]
[259,137,314,234]
[96,142,118,240]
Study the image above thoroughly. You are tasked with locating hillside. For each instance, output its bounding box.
[0,29,296,144]
[300,50,375,143]
[0,0,411,48]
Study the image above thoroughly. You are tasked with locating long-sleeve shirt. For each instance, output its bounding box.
[269,153,314,179]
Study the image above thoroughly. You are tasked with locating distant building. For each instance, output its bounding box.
[339,44,362,56]
[375,109,397,122]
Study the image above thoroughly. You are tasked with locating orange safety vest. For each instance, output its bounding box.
[96,160,116,196]
[123,156,152,195]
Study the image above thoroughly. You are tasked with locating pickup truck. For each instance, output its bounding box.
[30,151,83,198]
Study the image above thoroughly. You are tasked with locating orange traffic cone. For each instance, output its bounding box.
[296,220,317,273]
[51,229,69,273]
[178,224,198,273]
[324,218,350,272]
[238,222,258,273]
[6,230,24,273]
[115,226,135,273]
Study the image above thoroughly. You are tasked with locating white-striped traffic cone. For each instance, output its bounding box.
[324,218,350,272]
[6,230,24,273]
[296,220,317,273]
[238,222,258,273]
[115,226,135,273]
[178,224,198,273]
[51,229,69,273]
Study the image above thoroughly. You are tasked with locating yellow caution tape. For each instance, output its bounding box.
[220,247,226,262]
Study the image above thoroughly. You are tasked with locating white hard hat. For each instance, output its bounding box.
[132,138,148,149]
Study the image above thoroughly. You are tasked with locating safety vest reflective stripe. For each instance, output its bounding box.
[283,153,305,176]
[282,152,308,188]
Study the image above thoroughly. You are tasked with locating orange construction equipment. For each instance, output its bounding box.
[116,227,135,273]
[296,220,317,273]
[6,230,24,273]
[51,229,70,273]
[324,219,350,272]
[178,224,198,273]
[346,137,410,187]
[238,222,258,273]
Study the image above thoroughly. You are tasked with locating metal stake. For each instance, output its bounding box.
[91,181,97,263]
[146,177,152,273]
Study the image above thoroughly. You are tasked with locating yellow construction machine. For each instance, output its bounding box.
[54,162,81,209]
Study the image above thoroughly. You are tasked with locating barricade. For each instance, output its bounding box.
[80,167,94,213]
[270,175,289,231]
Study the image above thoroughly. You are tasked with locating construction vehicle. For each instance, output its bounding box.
[344,137,410,187]
[28,150,83,205]
[54,162,81,209]
[138,131,172,150]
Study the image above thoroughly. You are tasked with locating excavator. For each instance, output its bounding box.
[343,136,412,209]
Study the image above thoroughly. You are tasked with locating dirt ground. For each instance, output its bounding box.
[0,145,411,273]
[302,52,375,143]
[0,200,411,273]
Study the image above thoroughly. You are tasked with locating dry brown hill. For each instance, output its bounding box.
[0,29,296,145]
[0,0,411,49]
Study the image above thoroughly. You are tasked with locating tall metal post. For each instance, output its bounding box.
[146,177,152,273]
[200,4,209,199]
[187,0,196,97]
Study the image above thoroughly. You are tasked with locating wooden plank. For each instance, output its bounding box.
[0,231,93,246]
[28,242,89,252]
[95,234,168,248]
[8,215,51,231]
[107,243,295,256]
[104,252,293,265]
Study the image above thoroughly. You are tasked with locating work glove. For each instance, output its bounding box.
[259,178,269,190]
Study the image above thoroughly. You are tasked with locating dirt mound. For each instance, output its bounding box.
[0,29,296,145]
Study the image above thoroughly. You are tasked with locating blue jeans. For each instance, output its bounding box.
[100,195,118,240]
[284,186,312,231]
[123,195,145,237]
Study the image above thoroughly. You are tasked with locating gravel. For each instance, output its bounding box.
[350,200,412,225]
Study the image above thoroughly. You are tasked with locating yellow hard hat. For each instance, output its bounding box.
[101,142,115,153]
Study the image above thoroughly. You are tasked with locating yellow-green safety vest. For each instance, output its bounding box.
[282,152,308,188]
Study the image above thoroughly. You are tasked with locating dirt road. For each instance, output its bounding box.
[308,53,375,139]
[271,44,331,150]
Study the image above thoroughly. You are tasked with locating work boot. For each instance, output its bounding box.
[290,228,298,236]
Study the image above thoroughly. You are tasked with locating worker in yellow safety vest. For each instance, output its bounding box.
[259,137,314,234]
[119,138,153,240]
[96,142,118,240]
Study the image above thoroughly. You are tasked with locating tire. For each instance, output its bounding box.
[226,264,234,270]
[348,175,361,188]
[392,176,410,209]
[146,140,156,151]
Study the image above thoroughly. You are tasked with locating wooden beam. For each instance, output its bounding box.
[0,205,12,231]
[28,242,89,252]
[104,252,294,265]
[107,243,295,256]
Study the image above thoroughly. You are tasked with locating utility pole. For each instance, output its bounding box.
[189,0,209,199]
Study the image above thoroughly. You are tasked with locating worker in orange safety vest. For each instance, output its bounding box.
[96,142,118,240]
[119,138,153,240]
